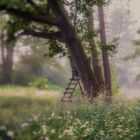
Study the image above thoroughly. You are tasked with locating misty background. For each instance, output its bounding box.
[105,0,140,98]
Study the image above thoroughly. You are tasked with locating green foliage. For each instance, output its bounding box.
[6,17,32,41]
[0,0,37,11]
[29,77,48,90]
[47,41,67,57]
[13,71,33,86]
[86,0,107,5]
[99,38,119,56]
[13,71,48,90]
[0,0,110,58]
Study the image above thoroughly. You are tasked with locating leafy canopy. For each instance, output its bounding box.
[0,0,107,55]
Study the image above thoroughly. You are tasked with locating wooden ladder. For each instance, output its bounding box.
[61,70,84,102]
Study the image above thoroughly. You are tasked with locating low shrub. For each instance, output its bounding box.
[13,71,48,90]
[13,71,33,86]
[29,77,48,90]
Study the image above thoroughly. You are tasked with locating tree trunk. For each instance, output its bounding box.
[48,0,100,98]
[0,30,6,84]
[98,5,112,96]
[0,30,6,69]
[87,6,104,89]
[2,44,14,84]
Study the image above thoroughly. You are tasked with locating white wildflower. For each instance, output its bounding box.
[50,129,56,134]
[80,122,89,129]
[7,130,14,138]
[85,121,89,125]
[58,135,63,138]
[66,111,71,114]
[63,126,74,136]
[41,125,47,134]
[85,128,93,133]
[75,119,81,124]
[51,112,55,117]
[57,116,62,119]
[33,115,39,121]
[48,117,51,120]
[99,130,104,135]
[44,137,50,140]
[21,123,29,128]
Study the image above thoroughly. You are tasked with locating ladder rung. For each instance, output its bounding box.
[68,83,77,86]
[61,71,83,102]
[63,95,72,98]
[66,87,75,90]
[64,92,73,94]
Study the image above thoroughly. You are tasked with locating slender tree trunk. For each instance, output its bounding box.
[0,30,6,84]
[0,30,6,68]
[0,14,15,84]
[2,44,14,84]
[0,31,14,84]
[49,0,100,98]
[98,5,112,96]
[87,6,104,89]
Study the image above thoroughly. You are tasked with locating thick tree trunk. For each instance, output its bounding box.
[87,6,104,89]
[98,5,112,96]
[2,44,14,84]
[48,0,100,98]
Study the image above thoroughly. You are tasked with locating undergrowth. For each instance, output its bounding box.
[0,95,139,140]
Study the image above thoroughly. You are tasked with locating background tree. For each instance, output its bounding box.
[0,15,16,84]
[14,37,70,87]
[98,5,112,95]
[87,6,104,89]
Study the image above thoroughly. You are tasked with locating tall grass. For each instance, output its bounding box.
[0,86,139,140]
[14,98,140,140]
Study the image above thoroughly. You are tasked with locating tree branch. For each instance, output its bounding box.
[20,30,64,42]
[26,0,36,6]
[0,5,59,26]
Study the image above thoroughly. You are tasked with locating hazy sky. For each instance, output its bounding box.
[131,0,140,20]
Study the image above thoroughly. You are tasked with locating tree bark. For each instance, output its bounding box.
[2,44,14,84]
[0,25,14,84]
[98,5,112,96]
[87,6,104,89]
[0,30,6,74]
[0,31,14,84]
[48,0,100,98]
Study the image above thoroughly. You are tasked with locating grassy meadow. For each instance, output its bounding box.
[0,85,140,140]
